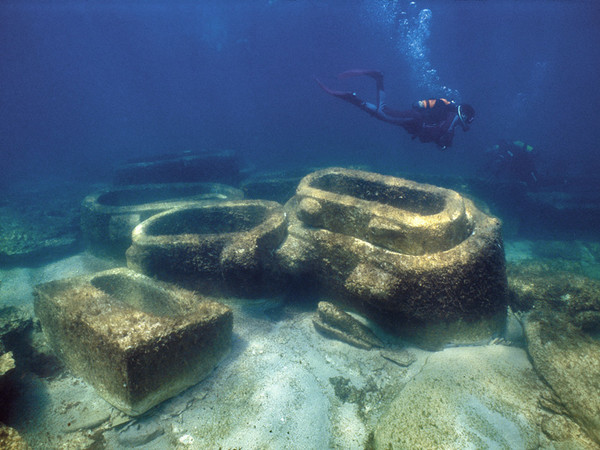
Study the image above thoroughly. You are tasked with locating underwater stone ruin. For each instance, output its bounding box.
[126,200,288,296]
[28,167,511,425]
[81,182,243,256]
[276,168,508,349]
[33,268,232,416]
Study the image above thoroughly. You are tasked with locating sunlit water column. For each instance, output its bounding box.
[363,0,461,102]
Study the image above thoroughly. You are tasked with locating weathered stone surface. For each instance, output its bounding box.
[276,168,508,349]
[312,301,383,350]
[509,263,600,331]
[33,268,232,416]
[114,150,242,186]
[81,182,243,256]
[525,312,600,445]
[374,346,551,449]
[126,200,288,296]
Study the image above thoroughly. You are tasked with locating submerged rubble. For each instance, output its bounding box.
[12,167,600,447]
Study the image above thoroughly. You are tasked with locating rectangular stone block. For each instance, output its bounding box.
[34,268,232,416]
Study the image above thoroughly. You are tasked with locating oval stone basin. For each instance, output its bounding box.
[126,200,288,296]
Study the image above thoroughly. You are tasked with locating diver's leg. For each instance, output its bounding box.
[338,70,385,112]
[319,75,417,128]
[315,78,378,114]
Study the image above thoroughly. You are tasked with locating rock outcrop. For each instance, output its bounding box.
[0,423,29,450]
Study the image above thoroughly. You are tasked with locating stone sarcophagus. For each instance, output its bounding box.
[126,200,288,296]
[276,168,508,349]
[34,268,232,416]
[81,182,243,256]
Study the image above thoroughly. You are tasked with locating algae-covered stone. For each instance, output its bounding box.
[312,301,383,350]
[277,168,508,349]
[34,268,232,416]
[525,312,600,445]
[374,346,549,449]
[81,182,243,256]
[126,200,287,296]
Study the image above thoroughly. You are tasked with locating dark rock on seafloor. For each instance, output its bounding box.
[0,306,32,345]
[312,301,383,350]
[379,349,416,367]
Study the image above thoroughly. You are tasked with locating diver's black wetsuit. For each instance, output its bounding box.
[316,70,465,149]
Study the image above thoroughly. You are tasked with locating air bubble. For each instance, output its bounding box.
[362,1,461,101]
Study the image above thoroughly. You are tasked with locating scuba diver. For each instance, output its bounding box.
[484,139,539,188]
[316,69,475,150]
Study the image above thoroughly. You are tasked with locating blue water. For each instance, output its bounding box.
[2,0,599,187]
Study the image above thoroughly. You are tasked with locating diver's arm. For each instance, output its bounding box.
[437,114,460,149]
